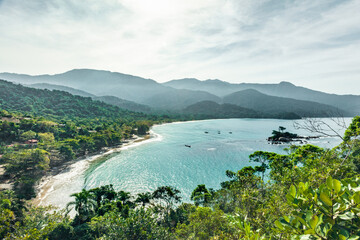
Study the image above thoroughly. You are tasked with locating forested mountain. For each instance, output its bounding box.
[0,69,221,109]
[93,96,151,113]
[0,79,150,120]
[183,101,301,119]
[223,89,349,117]
[146,89,221,110]
[1,69,358,116]
[184,101,263,119]
[29,83,96,97]
[28,83,152,113]
[0,69,167,103]
[165,79,360,115]
[164,78,233,96]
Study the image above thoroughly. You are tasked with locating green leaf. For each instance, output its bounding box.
[333,179,341,194]
[333,203,341,212]
[338,212,355,220]
[274,220,285,231]
[309,215,318,229]
[340,229,350,238]
[295,216,306,226]
[299,182,305,193]
[339,235,347,240]
[353,192,360,204]
[286,194,295,203]
[326,176,333,189]
[304,229,315,234]
[320,192,332,207]
[290,185,296,198]
[320,222,331,236]
[348,236,360,240]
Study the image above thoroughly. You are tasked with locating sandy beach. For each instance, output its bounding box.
[32,131,160,209]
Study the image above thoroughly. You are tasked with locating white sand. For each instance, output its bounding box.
[32,131,161,211]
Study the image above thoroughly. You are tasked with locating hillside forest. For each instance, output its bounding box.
[0,78,359,239]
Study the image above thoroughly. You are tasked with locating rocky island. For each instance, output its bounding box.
[267,126,319,144]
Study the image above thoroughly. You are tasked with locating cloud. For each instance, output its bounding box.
[0,0,359,94]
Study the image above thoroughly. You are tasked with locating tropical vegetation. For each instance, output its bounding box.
[0,116,358,239]
[0,80,359,239]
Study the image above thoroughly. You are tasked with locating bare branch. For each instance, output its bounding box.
[293,117,348,141]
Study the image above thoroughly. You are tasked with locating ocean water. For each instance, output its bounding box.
[81,118,348,202]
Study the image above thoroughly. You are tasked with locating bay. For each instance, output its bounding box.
[82,118,348,202]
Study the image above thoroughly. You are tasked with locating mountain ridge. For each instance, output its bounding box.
[0,69,218,108]
[223,89,349,117]
[164,78,360,115]
[0,79,149,120]
[0,69,358,116]
[28,82,152,113]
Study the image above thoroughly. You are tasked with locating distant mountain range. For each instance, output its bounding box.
[165,78,360,116]
[0,69,219,110]
[0,69,358,118]
[223,89,344,117]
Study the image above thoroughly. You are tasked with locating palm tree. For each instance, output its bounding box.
[66,189,96,222]
[89,185,117,210]
[135,192,152,207]
[118,190,132,204]
[152,186,181,209]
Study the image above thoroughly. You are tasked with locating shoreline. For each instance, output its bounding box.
[32,131,159,208]
[31,118,347,209]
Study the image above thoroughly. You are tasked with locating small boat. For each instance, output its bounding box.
[229,132,232,134]
[204,131,209,134]
[218,131,221,134]
[185,145,191,148]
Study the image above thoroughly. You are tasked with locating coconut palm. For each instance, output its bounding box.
[118,190,132,204]
[135,192,152,207]
[89,185,117,210]
[66,189,96,222]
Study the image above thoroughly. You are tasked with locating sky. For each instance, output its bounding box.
[0,0,359,94]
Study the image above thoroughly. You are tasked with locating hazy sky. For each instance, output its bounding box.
[0,0,359,94]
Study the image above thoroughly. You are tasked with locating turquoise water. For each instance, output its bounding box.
[83,118,347,202]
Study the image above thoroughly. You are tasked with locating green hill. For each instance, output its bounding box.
[183,101,260,118]
[223,89,349,117]
[146,89,221,110]
[93,96,152,113]
[183,101,301,119]
[0,79,148,120]
[28,83,96,97]
[28,83,152,113]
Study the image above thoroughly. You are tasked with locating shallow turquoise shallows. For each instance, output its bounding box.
[83,118,347,202]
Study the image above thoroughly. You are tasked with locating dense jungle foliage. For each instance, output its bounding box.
[0,115,359,239]
[0,106,172,202]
